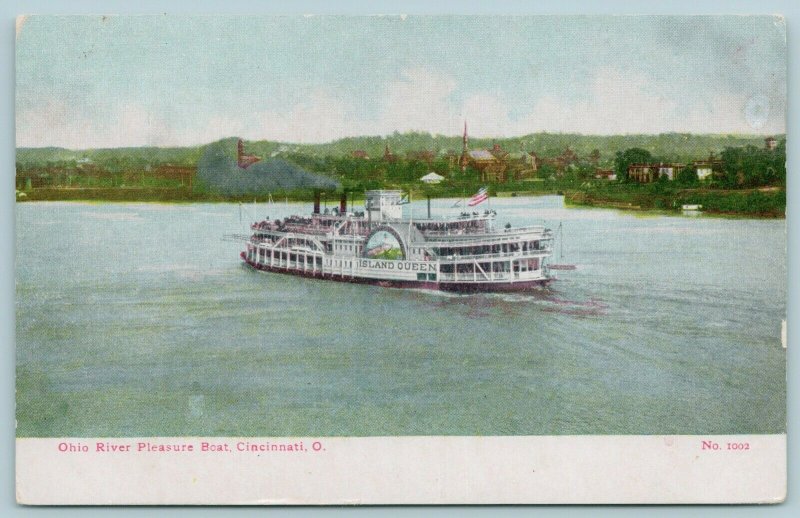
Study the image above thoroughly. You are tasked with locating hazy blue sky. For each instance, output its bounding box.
[16,15,786,148]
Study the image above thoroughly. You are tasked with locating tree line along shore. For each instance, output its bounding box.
[15,132,785,218]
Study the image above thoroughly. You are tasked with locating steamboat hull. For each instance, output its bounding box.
[242,254,551,292]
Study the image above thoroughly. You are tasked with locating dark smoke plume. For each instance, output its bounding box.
[196,138,339,195]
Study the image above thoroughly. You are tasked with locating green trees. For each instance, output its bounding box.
[614,148,653,182]
[720,141,785,188]
[536,163,557,180]
[675,165,699,186]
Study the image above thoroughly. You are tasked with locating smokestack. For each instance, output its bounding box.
[313,191,321,214]
[340,192,347,214]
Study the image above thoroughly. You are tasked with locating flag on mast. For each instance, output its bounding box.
[468,186,489,206]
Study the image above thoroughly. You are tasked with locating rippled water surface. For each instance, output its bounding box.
[16,196,786,436]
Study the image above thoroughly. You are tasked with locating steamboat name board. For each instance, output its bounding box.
[357,259,437,272]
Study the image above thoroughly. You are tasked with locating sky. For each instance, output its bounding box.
[15,15,787,148]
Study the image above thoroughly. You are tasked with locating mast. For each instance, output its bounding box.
[367,190,372,229]
[408,191,413,240]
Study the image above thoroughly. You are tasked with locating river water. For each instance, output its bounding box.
[15,196,786,437]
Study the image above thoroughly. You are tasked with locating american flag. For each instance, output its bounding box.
[468,187,489,206]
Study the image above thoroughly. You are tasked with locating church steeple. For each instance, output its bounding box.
[383,140,396,162]
[459,121,470,172]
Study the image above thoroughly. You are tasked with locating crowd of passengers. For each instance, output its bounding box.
[323,207,365,217]
[458,210,496,218]
[252,216,328,233]
[417,218,494,234]
[252,209,371,232]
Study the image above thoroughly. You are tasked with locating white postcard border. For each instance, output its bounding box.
[16,434,786,505]
[6,1,798,512]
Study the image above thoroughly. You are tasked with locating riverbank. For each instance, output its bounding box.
[16,185,785,219]
[564,187,785,218]
[15,184,566,204]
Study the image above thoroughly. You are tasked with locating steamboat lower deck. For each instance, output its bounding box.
[241,252,551,292]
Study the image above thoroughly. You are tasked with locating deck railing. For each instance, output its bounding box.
[437,272,513,282]
[420,230,551,248]
[421,224,547,238]
[435,249,551,262]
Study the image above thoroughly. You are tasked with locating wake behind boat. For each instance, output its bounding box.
[241,190,554,292]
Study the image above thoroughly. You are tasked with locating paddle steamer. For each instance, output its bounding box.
[241,190,553,292]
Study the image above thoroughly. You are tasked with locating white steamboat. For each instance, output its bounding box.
[242,190,553,292]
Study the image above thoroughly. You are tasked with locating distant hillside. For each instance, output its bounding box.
[277,132,777,164]
[16,145,202,171]
[195,138,339,195]
[16,132,781,170]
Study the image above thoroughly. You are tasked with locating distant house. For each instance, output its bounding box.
[559,147,578,168]
[463,149,491,165]
[594,168,616,181]
[505,151,536,181]
[628,164,657,183]
[656,163,684,181]
[237,139,261,169]
[382,143,397,163]
[407,150,435,164]
[765,136,777,150]
[489,143,509,161]
[692,154,724,181]
[351,150,369,159]
[692,165,717,181]
[628,162,684,182]
[465,150,506,182]
[694,164,713,181]
[440,149,459,170]
[526,151,539,172]
[540,148,579,174]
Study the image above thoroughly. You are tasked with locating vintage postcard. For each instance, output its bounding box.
[15,15,786,504]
